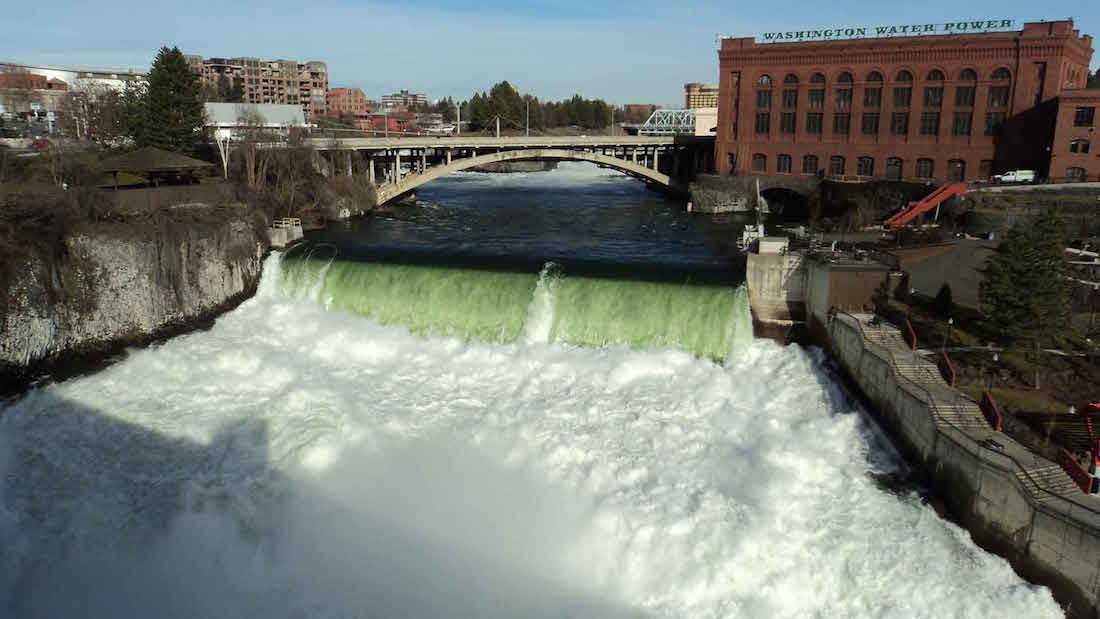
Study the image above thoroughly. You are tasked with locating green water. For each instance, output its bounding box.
[278,255,751,360]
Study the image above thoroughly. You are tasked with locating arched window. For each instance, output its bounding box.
[783,73,799,84]
[777,154,792,174]
[991,68,1011,81]
[802,155,819,175]
[857,157,874,177]
[829,155,846,176]
[926,69,945,81]
[837,71,854,84]
[810,72,826,84]
[896,70,913,82]
[1066,167,1087,181]
[1070,139,1091,154]
[886,157,903,181]
[947,159,966,182]
[916,158,934,179]
[757,74,773,86]
[958,68,978,81]
[751,153,767,172]
[866,71,884,83]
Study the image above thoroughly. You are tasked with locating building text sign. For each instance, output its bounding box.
[759,19,1016,43]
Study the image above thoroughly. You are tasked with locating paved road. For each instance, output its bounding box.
[306,135,710,151]
[971,181,1100,193]
[901,239,997,308]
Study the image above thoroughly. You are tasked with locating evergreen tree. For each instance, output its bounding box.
[1089,67,1100,88]
[979,211,1070,345]
[138,46,205,152]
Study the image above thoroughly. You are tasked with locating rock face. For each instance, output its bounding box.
[0,205,267,389]
[470,160,559,173]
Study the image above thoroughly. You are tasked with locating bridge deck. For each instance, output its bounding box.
[308,135,710,151]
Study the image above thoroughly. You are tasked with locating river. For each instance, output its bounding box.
[0,163,1062,617]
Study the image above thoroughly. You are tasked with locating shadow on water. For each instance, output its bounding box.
[0,390,645,618]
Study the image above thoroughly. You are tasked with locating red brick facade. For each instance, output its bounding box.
[716,20,1095,183]
[327,87,369,117]
[1050,89,1100,182]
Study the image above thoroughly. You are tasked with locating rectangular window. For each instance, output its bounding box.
[833,112,851,135]
[808,89,825,110]
[894,87,912,107]
[861,112,880,135]
[863,88,882,108]
[923,87,943,108]
[780,112,796,133]
[916,159,934,179]
[979,160,993,179]
[920,112,940,136]
[806,112,823,134]
[989,86,1010,108]
[782,89,798,109]
[802,156,818,174]
[835,89,852,111]
[984,112,1005,136]
[754,112,770,134]
[891,112,909,136]
[1075,106,1096,127]
[952,112,972,136]
[955,86,976,107]
[751,155,766,172]
[777,155,792,173]
[756,90,772,108]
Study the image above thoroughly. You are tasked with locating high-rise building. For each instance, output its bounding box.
[716,19,1099,182]
[380,89,428,109]
[327,87,369,117]
[186,55,329,120]
[684,83,719,109]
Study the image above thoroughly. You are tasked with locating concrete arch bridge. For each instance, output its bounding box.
[306,136,714,207]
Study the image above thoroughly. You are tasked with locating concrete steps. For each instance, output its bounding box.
[1016,465,1082,502]
[934,402,994,433]
[894,361,945,386]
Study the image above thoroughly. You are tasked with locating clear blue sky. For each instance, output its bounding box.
[2,0,1097,106]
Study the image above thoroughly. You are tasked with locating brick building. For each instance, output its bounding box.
[716,20,1099,183]
[327,87,369,117]
[186,55,328,120]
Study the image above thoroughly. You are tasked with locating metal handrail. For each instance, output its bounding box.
[834,311,1100,522]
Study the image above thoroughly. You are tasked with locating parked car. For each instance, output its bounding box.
[992,170,1036,184]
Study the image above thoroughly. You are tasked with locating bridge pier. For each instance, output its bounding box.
[369,158,375,184]
[446,149,452,165]
[394,152,401,183]
[653,149,659,171]
[421,150,427,173]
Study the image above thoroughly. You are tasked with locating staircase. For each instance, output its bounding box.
[1015,464,1083,502]
[884,183,968,230]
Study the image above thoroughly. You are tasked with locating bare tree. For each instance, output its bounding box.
[237,107,271,189]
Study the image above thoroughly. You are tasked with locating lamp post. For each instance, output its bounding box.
[942,317,953,351]
[987,352,999,391]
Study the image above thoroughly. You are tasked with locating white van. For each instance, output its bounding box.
[992,170,1036,184]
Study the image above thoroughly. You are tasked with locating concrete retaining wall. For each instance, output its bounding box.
[745,252,806,325]
[826,314,1100,615]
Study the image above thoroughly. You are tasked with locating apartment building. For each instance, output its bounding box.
[327,87,369,117]
[380,89,427,109]
[186,55,329,120]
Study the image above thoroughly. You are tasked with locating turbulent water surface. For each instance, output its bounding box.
[0,164,1062,617]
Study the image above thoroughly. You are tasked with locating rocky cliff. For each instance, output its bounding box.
[1,202,267,391]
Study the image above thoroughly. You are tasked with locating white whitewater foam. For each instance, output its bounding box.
[521,262,560,344]
[0,255,1062,618]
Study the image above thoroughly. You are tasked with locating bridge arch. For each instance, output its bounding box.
[376,148,682,206]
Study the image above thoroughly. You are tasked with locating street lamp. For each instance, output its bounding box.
[987,352,1000,391]
[942,317,954,351]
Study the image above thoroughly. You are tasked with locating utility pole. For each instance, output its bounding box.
[456,102,461,135]
[525,99,529,137]
[384,108,389,139]
[495,115,500,138]
[609,107,614,136]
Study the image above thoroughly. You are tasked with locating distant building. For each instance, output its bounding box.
[0,61,145,115]
[684,83,719,109]
[695,107,718,136]
[622,103,662,123]
[186,55,328,120]
[414,112,444,132]
[381,89,427,109]
[327,87,369,117]
[204,102,308,137]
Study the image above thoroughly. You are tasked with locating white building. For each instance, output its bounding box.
[204,102,308,137]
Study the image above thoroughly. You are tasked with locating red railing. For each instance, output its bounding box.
[1058,448,1095,494]
[938,351,956,387]
[980,390,1003,432]
[904,318,918,351]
